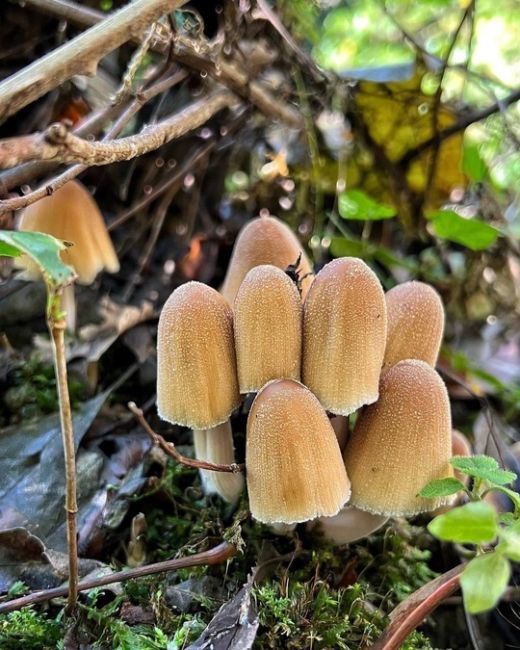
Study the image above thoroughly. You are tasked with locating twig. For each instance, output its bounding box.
[0,90,237,170]
[128,402,245,474]
[0,541,236,615]
[0,0,188,122]
[112,23,159,105]
[0,69,187,213]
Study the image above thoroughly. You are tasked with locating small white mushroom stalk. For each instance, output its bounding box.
[308,506,388,545]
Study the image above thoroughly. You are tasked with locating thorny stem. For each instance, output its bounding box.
[46,287,78,614]
[0,541,236,615]
[128,402,245,474]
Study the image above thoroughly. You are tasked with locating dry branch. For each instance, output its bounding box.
[0,91,237,170]
[0,0,187,123]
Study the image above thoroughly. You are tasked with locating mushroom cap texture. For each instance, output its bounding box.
[157,282,240,429]
[384,281,444,369]
[302,257,387,415]
[246,379,351,524]
[220,215,314,304]
[344,359,453,516]
[17,180,119,284]
[234,264,302,392]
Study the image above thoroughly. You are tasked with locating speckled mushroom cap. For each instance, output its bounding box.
[17,180,119,284]
[344,359,453,516]
[384,281,444,369]
[220,215,314,304]
[234,265,302,393]
[302,257,387,415]
[246,379,351,524]
[157,282,240,429]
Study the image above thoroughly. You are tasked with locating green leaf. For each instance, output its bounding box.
[330,236,366,258]
[419,477,466,499]
[428,501,498,544]
[450,455,517,486]
[462,143,487,182]
[426,210,499,251]
[498,522,520,562]
[0,230,75,288]
[338,189,397,221]
[460,553,511,614]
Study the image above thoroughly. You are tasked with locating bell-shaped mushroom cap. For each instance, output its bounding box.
[308,506,388,545]
[157,282,240,429]
[344,359,453,516]
[220,215,314,304]
[17,180,119,284]
[234,265,302,393]
[303,257,387,415]
[246,379,350,524]
[384,281,444,369]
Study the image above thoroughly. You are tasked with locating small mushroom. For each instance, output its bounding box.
[303,257,387,415]
[344,359,453,516]
[234,265,302,393]
[246,379,350,524]
[16,180,119,331]
[384,281,444,369]
[157,282,242,503]
[220,215,313,304]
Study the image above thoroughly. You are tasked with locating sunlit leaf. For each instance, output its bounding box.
[418,477,466,499]
[428,501,498,544]
[450,455,517,485]
[0,230,75,289]
[338,189,396,220]
[463,143,487,182]
[426,210,499,251]
[460,553,511,614]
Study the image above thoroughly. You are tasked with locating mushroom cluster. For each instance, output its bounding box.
[156,215,453,541]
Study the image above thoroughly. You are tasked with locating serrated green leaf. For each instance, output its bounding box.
[419,477,466,498]
[338,189,396,221]
[460,553,511,614]
[450,455,517,485]
[498,522,520,562]
[428,501,498,544]
[426,210,499,251]
[0,230,75,288]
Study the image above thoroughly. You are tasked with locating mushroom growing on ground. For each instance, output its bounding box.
[157,281,243,503]
[383,280,444,369]
[344,359,453,516]
[246,379,350,524]
[303,257,387,415]
[16,180,119,331]
[220,214,314,304]
[234,264,302,393]
[308,506,388,545]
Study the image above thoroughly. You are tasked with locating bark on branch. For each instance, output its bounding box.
[0,0,187,123]
[0,91,237,170]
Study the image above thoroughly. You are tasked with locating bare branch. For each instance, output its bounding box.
[128,402,245,474]
[0,0,187,123]
[0,541,236,615]
[0,90,237,170]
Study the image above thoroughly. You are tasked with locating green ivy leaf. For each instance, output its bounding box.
[498,521,520,562]
[338,189,396,221]
[418,477,466,498]
[460,553,511,614]
[0,230,75,289]
[462,143,487,182]
[426,210,499,251]
[450,455,517,486]
[428,501,498,544]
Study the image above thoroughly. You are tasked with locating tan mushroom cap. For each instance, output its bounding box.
[344,359,453,517]
[246,379,350,524]
[220,215,314,304]
[384,281,444,369]
[303,257,387,415]
[157,282,240,429]
[234,265,302,393]
[17,180,119,284]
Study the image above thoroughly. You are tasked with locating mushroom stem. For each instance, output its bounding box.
[308,506,388,545]
[193,422,245,504]
[61,283,76,333]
